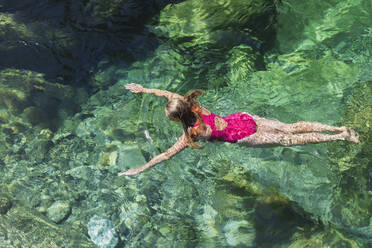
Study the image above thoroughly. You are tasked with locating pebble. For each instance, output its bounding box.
[0,194,12,214]
[47,201,71,223]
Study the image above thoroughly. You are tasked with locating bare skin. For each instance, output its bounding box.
[237,115,359,146]
[119,83,360,176]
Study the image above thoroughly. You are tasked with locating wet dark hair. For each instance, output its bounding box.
[166,90,205,149]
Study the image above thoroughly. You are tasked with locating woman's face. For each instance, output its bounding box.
[165,108,180,122]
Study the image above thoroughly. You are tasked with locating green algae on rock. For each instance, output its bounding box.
[289,227,361,248]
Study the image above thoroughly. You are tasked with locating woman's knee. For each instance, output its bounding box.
[278,135,297,146]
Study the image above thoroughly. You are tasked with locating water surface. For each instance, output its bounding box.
[0,0,371,247]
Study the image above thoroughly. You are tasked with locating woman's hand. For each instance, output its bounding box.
[125,83,145,93]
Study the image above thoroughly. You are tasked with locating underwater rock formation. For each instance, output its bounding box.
[154,0,275,88]
[0,187,96,247]
[0,0,188,87]
[0,69,80,129]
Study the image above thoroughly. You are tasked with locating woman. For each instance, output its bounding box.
[118,83,359,176]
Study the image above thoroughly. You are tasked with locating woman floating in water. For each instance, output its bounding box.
[118,83,359,176]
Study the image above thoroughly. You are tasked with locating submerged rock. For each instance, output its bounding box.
[156,0,274,50]
[223,220,255,247]
[0,194,12,214]
[153,0,273,88]
[288,228,362,248]
[0,188,96,247]
[0,69,78,130]
[24,138,53,163]
[117,144,147,171]
[0,12,75,80]
[88,215,118,248]
[47,200,71,223]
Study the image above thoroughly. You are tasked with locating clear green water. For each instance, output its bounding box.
[0,0,371,247]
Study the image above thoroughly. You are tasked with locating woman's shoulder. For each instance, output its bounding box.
[192,122,212,141]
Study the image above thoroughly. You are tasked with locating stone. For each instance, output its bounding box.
[0,188,95,247]
[0,194,12,214]
[117,144,147,171]
[24,138,53,162]
[100,151,118,166]
[66,166,97,181]
[47,201,71,223]
[88,215,118,248]
[223,220,256,247]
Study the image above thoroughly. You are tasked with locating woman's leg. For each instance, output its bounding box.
[237,131,348,146]
[238,116,359,146]
[286,121,346,133]
[251,115,346,134]
[278,132,348,146]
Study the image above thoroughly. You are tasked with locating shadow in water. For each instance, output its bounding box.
[0,0,186,87]
[253,197,316,247]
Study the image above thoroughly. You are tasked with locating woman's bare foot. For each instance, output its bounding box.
[345,128,360,144]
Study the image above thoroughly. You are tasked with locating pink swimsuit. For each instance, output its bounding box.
[194,112,257,143]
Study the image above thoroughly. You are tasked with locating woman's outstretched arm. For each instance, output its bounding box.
[125,83,182,100]
[118,134,188,176]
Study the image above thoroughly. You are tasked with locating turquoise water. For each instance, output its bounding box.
[0,0,371,247]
